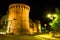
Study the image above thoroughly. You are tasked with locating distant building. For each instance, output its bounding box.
[0,14,8,29]
[35,20,41,33]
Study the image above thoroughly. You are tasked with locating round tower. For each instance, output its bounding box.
[7,3,31,34]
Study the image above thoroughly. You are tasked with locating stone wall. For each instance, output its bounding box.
[7,3,31,35]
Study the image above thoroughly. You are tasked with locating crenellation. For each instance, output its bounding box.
[7,3,31,35]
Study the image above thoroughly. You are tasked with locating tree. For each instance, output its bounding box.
[50,8,60,32]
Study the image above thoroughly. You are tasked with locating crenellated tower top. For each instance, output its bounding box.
[9,3,30,11]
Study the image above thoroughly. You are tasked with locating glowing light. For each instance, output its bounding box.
[53,14,57,17]
[47,14,51,18]
[50,17,53,20]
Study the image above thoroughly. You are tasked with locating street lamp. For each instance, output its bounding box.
[44,24,47,33]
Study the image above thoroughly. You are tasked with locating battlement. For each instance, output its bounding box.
[9,3,30,11]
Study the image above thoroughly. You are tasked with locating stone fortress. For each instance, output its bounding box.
[7,3,32,34]
[0,3,41,35]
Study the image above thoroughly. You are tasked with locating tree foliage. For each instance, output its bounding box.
[50,8,60,32]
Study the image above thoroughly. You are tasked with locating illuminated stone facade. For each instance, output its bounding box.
[7,3,31,34]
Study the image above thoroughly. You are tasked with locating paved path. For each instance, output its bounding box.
[35,34,60,40]
[0,34,60,40]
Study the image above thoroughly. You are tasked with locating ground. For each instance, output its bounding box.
[0,34,60,40]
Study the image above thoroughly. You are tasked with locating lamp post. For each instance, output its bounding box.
[44,24,47,33]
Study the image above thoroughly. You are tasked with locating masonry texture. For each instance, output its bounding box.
[7,3,31,34]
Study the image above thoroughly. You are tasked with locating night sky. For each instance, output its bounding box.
[0,0,60,24]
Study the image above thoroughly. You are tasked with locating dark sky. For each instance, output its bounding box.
[0,0,60,22]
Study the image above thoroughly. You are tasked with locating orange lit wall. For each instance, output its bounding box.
[7,4,31,34]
